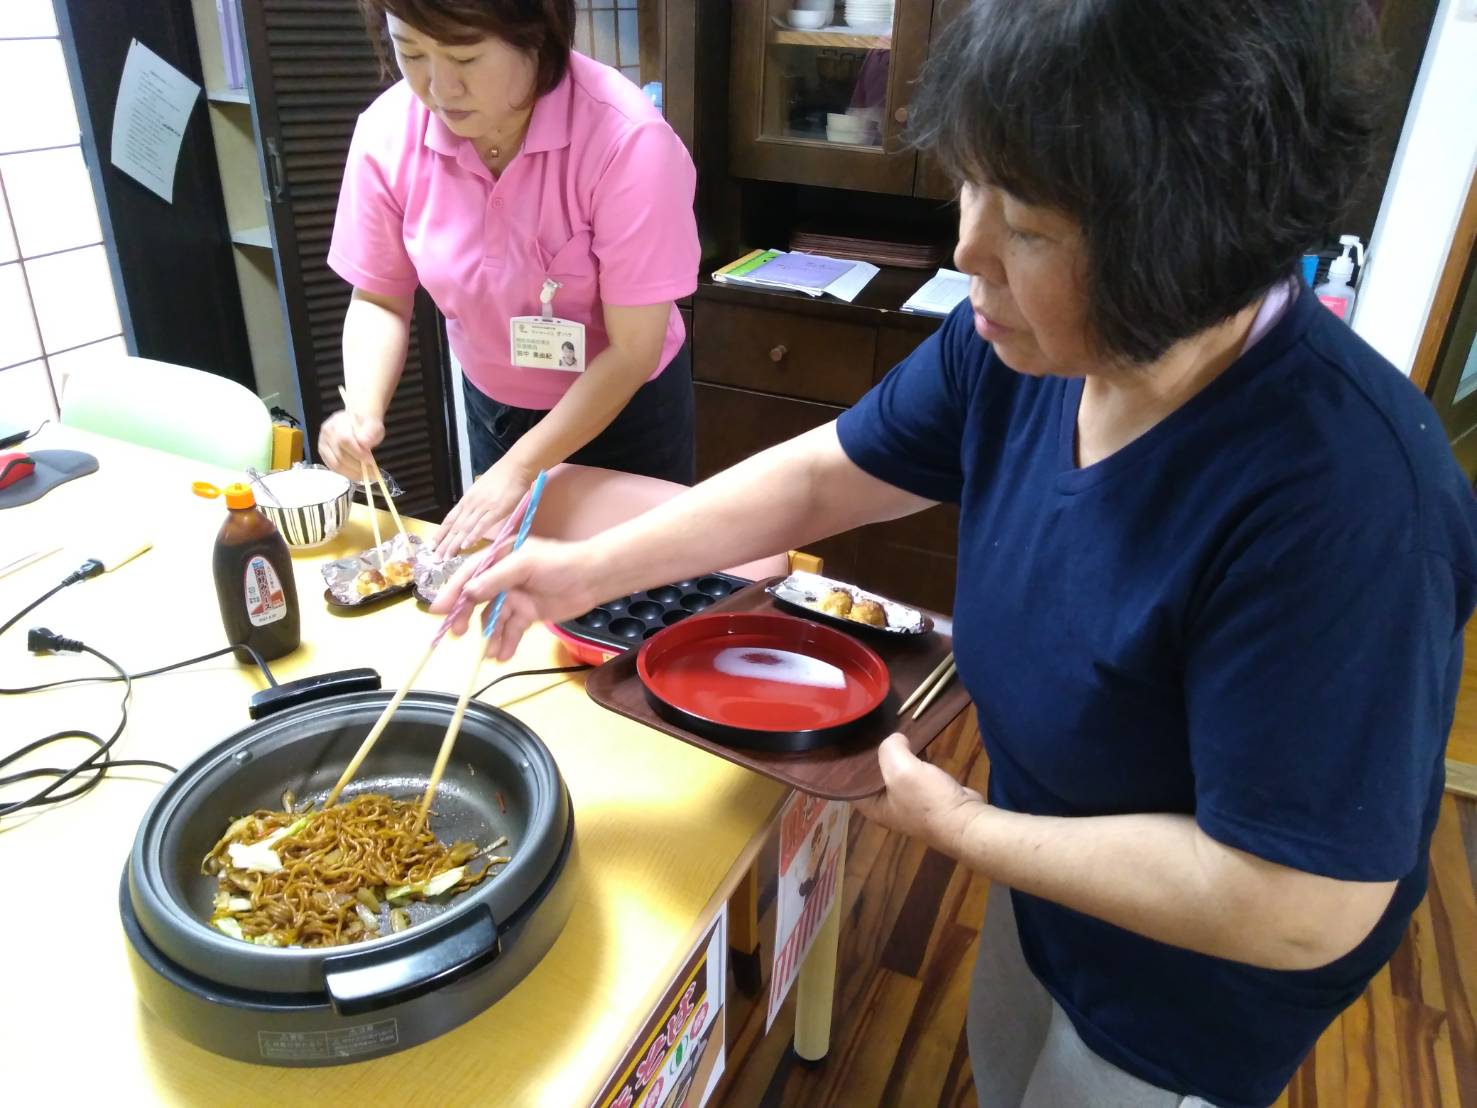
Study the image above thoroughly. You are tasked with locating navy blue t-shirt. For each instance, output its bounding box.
[836,289,1477,1107]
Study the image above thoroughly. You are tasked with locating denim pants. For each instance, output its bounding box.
[462,347,696,485]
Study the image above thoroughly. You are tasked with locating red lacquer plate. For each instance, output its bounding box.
[636,612,891,752]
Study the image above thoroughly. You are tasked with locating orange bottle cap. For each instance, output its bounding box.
[223,482,256,509]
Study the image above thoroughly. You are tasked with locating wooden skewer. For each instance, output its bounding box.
[898,651,955,716]
[417,633,488,826]
[360,460,385,570]
[323,640,436,807]
[337,385,405,561]
[418,469,548,824]
[911,658,957,720]
[371,461,410,545]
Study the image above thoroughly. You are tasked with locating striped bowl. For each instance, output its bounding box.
[255,465,355,549]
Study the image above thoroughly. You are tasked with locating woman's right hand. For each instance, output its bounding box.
[431,537,603,661]
[318,408,385,478]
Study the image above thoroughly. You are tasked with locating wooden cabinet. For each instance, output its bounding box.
[691,287,959,611]
[694,301,876,404]
[728,0,948,197]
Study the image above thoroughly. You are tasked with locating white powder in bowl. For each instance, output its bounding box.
[259,467,352,508]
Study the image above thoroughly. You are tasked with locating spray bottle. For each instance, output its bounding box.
[1315,235,1364,322]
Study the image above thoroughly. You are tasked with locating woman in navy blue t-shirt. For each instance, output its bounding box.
[436,1,1477,1103]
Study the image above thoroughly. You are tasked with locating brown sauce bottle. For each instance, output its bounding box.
[212,483,300,663]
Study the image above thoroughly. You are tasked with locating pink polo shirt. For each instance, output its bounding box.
[328,52,699,410]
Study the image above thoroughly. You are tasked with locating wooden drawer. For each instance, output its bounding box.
[874,324,930,383]
[694,382,859,580]
[694,381,843,477]
[693,300,876,406]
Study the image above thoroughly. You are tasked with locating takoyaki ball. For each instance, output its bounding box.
[355,568,388,596]
[818,588,853,617]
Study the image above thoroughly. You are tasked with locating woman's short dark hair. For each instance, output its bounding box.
[358,1,575,99]
[910,0,1386,364]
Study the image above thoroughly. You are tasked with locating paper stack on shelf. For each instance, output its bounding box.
[712,249,879,302]
[900,268,971,317]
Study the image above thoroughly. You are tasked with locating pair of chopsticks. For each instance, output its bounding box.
[898,651,956,720]
[323,469,549,826]
[337,384,410,568]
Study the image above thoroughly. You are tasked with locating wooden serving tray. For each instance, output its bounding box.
[583,577,970,800]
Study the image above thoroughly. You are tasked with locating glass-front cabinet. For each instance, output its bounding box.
[729,0,939,195]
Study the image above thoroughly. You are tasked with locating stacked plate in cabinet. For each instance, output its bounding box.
[844,0,893,33]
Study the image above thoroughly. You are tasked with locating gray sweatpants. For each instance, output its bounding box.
[967,887,1217,1108]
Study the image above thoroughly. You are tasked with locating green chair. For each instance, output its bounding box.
[60,356,273,472]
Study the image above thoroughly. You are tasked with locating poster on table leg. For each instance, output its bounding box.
[592,906,728,1108]
[766,792,848,1031]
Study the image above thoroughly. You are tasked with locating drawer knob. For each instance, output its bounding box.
[894,106,909,125]
[769,345,788,364]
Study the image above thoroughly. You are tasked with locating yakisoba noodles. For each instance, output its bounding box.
[202,793,511,948]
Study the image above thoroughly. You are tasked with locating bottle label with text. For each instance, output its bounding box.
[244,556,288,626]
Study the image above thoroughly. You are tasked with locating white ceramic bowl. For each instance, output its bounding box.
[253,464,354,549]
[786,9,829,28]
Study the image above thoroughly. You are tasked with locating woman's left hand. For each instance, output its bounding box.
[432,457,536,557]
[852,733,987,857]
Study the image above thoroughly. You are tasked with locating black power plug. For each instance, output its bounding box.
[28,627,84,653]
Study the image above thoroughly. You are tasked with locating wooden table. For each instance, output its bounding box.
[0,427,790,1106]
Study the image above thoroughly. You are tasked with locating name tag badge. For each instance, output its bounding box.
[510,316,586,372]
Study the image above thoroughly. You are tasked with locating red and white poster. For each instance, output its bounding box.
[593,907,728,1108]
[766,792,848,1031]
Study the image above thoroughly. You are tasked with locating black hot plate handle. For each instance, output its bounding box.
[322,904,501,1016]
[248,668,382,719]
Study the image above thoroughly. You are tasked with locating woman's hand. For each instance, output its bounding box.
[430,537,602,660]
[318,408,385,478]
[852,734,987,857]
[432,457,537,557]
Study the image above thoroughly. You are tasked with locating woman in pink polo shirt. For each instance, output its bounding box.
[319,0,700,556]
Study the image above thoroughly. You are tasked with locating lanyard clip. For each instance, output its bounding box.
[539,278,561,321]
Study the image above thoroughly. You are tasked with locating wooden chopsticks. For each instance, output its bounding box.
[337,384,411,566]
[898,651,957,721]
[321,469,548,817]
[417,469,548,823]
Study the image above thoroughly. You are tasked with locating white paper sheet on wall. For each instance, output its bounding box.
[109,40,201,203]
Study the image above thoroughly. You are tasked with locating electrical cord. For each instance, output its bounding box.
[475,662,591,700]
[1,630,279,817]
[0,633,165,817]
[0,640,277,695]
[0,559,104,638]
[0,418,49,449]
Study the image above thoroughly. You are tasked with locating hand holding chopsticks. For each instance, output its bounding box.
[322,469,548,815]
[898,651,956,720]
[418,469,547,823]
[337,384,410,566]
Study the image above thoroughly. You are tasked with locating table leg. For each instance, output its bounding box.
[729,864,761,954]
[792,833,845,1062]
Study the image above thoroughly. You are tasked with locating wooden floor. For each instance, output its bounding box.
[711,708,1477,1108]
